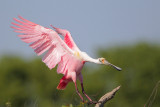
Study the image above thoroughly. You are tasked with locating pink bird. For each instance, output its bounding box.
[11,16,121,103]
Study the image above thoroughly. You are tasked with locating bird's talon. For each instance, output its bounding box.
[87,101,100,105]
[82,100,88,104]
[97,101,103,103]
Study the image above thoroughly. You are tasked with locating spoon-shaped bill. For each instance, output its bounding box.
[109,63,122,71]
[103,60,122,71]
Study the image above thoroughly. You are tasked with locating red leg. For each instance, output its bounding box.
[70,72,84,102]
[74,82,84,102]
[78,73,93,102]
[81,83,92,102]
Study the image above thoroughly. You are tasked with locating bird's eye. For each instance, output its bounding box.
[101,59,105,63]
[99,58,105,63]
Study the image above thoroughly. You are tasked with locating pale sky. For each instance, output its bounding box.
[0,0,160,58]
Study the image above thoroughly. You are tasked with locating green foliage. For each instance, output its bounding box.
[0,43,160,107]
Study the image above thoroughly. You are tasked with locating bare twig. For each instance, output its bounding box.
[95,86,121,107]
[144,80,160,107]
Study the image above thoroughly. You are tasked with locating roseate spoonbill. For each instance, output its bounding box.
[11,16,121,103]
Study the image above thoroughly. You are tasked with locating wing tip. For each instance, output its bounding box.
[50,25,56,29]
[18,15,22,19]
[10,26,15,29]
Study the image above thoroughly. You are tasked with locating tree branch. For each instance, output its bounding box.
[95,86,121,107]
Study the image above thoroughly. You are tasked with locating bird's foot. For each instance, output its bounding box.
[87,101,102,105]
[80,100,88,104]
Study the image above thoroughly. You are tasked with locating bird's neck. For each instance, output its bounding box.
[87,58,100,64]
[74,51,83,60]
[81,52,100,64]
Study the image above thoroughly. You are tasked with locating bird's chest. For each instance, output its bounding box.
[67,56,84,74]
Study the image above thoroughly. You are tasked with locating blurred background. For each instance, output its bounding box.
[0,0,160,107]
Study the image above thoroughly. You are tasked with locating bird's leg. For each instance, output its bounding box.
[80,83,100,104]
[78,73,93,102]
[71,72,84,102]
[74,82,84,102]
[81,83,92,102]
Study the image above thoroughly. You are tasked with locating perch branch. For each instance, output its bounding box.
[95,86,121,107]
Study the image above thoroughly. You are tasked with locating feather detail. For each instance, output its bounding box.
[11,16,74,72]
[34,41,51,56]
[57,54,70,74]
[51,26,80,51]
[29,38,45,49]
[64,33,74,49]
[21,36,42,43]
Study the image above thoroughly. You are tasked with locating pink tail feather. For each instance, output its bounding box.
[57,76,70,90]
[57,81,68,90]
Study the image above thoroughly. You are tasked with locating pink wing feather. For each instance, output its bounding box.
[57,54,70,74]
[11,16,74,70]
[51,25,80,51]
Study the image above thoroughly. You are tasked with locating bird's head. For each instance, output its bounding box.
[98,57,122,71]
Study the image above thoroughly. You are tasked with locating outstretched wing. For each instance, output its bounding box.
[11,16,74,70]
[51,25,80,51]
